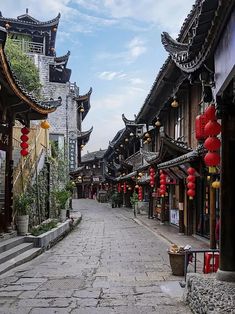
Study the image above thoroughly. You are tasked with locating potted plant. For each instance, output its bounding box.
[168,244,187,276]
[65,181,75,215]
[53,189,70,221]
[13,193,32,235]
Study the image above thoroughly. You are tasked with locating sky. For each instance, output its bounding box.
[0,0,195,154]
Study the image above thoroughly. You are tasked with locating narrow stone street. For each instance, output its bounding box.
[0,199,191,314]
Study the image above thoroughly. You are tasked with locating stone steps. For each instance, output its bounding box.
[0,236,41,275]
[0,247,41,275]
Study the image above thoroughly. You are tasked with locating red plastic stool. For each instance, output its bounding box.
[204,252,220,273]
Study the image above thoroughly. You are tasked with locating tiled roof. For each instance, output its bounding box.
[161,0,231,73]
[0,13,60,27]
[81,149,107,162]
[0,27,61,116]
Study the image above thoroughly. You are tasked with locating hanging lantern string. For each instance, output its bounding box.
[203,104,221,173]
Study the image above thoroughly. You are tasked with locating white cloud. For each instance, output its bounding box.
[101,0,195,35]
[127,37,147,58]
[98,71,127,81]
[129,78,145,85]
[96,36,147,65]
[0,0,74,21]
[1,0,195,37]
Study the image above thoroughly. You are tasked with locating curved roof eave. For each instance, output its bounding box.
[0,13,61,27]
[0,28,61,115]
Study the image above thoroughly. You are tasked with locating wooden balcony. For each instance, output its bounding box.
[11,39,44,55]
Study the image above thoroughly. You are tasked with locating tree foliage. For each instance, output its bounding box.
[5,39,42,97]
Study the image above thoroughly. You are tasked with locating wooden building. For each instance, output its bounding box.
[0,26,61,233]
[104,0,235,282]
[0,10,93,172]
[71,149,106,199]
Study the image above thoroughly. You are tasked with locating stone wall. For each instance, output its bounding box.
[185,273,235,314]
[29,53,79,168]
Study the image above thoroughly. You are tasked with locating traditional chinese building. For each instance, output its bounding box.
[0,26,61,233]
[0,10,93,172]
[105,0,235,284]
[71,149,106,199]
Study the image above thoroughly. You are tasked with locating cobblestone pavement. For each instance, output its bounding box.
[0,199,192,313]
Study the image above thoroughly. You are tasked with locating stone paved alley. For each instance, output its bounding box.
[0,199,192,313]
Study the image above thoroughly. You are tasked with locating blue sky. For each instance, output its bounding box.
[0,0,195,154]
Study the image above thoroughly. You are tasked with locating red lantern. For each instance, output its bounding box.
[20,142,29,149]
[187,175,195,182]
[117,183,121,193]
[20,126,30,157]
[20,134,29,142]
[187,182,195,189]
[20,149,28,156]
[203,105,221,173]
[123,182,127,193]
[204,105,216,121]
[149,167,155,187]
[187,189,195,198]
[195,114,207,140]
[204,120,221,137]
[204,152,220,167]
[187,167,196,200]
[204,137,221,151]
[160,179,166,185]
[138,186,143,201]
[159,171,166,197]
[187,167,196,175]
[21,127,30,135]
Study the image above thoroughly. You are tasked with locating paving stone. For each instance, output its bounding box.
[30,308,68,314]
[73,288,102,298]
[37,289,74,298]
[0,291,21,297]
[18,291,39,299]
[0,199,192,313]
[0,307,31,314]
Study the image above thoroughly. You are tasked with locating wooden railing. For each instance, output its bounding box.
[13,125,47,194]
[69,82,79,96]
[11,39,44,54]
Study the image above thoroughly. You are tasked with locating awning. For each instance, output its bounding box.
[157,145,204,179]
[116,171,137,181]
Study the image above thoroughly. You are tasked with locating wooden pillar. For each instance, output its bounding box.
[186,198,193,235]
[148,188,153,218]
[209,176,216,249]
[160,196,165,223]
[4,122,13,231]
[178,180,185,234]
[217,102,235,282]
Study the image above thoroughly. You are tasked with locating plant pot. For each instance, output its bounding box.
[16,215,29,235]
[60,209,67,222]
[168,251,185,276]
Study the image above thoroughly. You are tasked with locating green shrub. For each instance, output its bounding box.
[13,193,33,216]
[30,219,58,236]
[53,189,70,209]
[130,191,138,207]
[5,39,42,97]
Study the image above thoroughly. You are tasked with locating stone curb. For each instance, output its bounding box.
[25,212,82,250]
